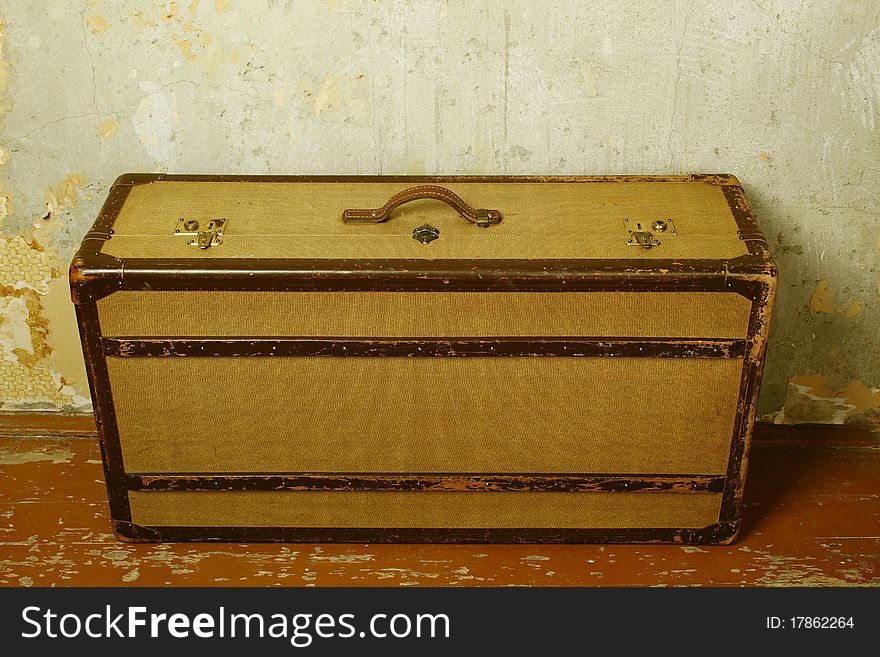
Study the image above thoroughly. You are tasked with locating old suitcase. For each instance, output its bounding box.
[71,173,776,544]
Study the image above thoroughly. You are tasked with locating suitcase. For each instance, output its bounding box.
[71,173,776,544]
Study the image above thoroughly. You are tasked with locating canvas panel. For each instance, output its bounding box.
[127,490,723,529]
[107,355,744,475]
[97,290,752,338]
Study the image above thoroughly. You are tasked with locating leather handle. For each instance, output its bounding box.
[342,185,502,228]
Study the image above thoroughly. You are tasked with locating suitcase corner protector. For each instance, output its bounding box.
[700,172,742,188]
[685,520,741,546]
[112,519,163,543]
[70,250,124,305]
[113,172,165,187]
[715,519,743,545]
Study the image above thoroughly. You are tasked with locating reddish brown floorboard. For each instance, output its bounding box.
[0,419,877,587]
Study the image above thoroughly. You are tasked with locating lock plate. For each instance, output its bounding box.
[412,223,440,244]
[174,218,228,249]
[624,218,677,249]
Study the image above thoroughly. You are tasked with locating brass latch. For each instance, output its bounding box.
[624,218,677,249]
[174,218,227,249]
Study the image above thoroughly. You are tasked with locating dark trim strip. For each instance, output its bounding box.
[101,337,747,359]
[113,521,740,545]
[116,173,741,186]
[722,184,769,257]
[116,257,734,293]
[80,255,773,298]
[75,303,131,523]
[720,288,773,521]
[124,473,727,494]
[722,357,755,523]
[719,276,774,521]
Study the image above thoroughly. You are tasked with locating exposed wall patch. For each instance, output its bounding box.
[808,279,866,318]
[0,236,54,293]
[99,118,118,139]
[86,14,109,36]
[314,73,338,115]
[0,296,33,362]
[0,18,9,111]
[0,192,11,224]
[809,279,835,314]
[779,374,880,424]
[132,82,176,164]
[44,174,86,218]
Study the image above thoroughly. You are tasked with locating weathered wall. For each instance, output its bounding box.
[0,1,878,422]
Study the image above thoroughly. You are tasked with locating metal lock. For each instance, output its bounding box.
[624,218,677,249]
[174,218,228,249]
[412,223,440,244]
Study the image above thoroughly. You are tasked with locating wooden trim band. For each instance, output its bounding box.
[119,257,732,287]
[113,173,743,186]
[124,473,727,494]
[74,304,132,523]
[101,337,747,359]
[74,255,773,300]
[720,281,774,521]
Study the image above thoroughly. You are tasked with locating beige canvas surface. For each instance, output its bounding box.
[107,355,744,475]
[128,490,723,529]
[103,180,749,260]
[98,290,752,338]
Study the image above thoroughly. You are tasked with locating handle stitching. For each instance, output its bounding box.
[343,185,501,225]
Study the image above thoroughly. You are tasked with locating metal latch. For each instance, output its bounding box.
[624,218,677,249]
[174,218,227,249]
[412,223,440,244]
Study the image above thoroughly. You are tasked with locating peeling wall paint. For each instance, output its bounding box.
[0,1,877,422]
[809,279,864,317]
[778,374,880,425]
[1,9,92,412]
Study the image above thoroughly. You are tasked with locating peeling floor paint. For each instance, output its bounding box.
[309,553,375,564]
[0,446,73,464]
[2,431,877,587]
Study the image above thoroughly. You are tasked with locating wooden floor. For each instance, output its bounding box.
[0,416,877,587]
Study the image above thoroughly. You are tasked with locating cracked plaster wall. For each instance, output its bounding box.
[0,1,878,423]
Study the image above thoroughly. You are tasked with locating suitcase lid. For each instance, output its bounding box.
[92,174,766,261]
[71,174,775,303]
